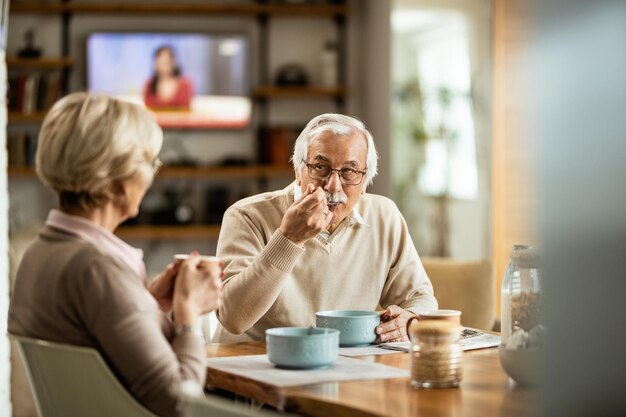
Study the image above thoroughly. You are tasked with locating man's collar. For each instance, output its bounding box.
[292,183,366,226]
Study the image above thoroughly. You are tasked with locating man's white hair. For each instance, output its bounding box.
[291,113,378,186]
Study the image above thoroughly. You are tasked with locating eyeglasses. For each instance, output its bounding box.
[303,160,367,186]
[151,157,163,175]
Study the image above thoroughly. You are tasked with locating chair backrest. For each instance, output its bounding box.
[11,335,156,417]
[421,257,496,330]
[181,382,288,417]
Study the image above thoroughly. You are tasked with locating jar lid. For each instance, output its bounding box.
[511,245,541,268]
[411,321,461,339]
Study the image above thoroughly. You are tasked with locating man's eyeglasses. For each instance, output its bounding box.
[303,160,366,186]
[151,157,163,175]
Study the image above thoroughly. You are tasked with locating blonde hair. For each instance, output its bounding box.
[36,92,163,211]
[291,113,378,185]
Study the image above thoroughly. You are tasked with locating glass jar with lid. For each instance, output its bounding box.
[407,319,463,389]
[500,245,544,347]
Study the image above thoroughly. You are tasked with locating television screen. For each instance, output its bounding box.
[87,32,250,129]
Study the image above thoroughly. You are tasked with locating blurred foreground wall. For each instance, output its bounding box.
[534,0,626,416]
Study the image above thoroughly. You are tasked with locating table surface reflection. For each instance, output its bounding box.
[205,342,538,417]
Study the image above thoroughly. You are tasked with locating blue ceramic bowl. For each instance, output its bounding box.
[265,327,339,369]
[316,310,381,347]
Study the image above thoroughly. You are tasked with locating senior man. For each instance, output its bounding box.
[213,113,437,343]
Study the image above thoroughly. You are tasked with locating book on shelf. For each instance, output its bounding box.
[257,126,299,166]
[7,72,62,115]
[7,131,37,168]
[22,74,39,114]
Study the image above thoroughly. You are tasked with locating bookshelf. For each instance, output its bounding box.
[8,0,349,239]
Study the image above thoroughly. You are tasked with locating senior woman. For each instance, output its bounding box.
[8,92,221,417]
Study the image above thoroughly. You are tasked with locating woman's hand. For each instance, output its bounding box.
[148,260,182,312]
[172,254,223,326]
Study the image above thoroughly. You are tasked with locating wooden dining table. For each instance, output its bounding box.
[205,342,539,417]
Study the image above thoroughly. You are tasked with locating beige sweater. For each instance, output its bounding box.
[8,227,205,417]
[214,184,437,343]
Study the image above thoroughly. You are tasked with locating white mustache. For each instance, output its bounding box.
[325,192,347,205]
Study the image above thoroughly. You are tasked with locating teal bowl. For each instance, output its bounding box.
[265,327,339,369]
[316,310,381,347]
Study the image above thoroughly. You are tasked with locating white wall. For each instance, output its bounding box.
[1,49,13,417]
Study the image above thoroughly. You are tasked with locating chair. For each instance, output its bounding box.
[9,225,47,416]
[421,257,496,330]
[11,335,156,417]
[181,382,289,417]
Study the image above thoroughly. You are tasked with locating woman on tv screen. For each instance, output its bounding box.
[143,45,193,110]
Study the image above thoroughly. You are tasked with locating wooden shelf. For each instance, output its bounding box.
[7,167,38,178]
[116,225,221,240]
[10,2,348,17]
[261,4,349,17]
[253,86,346,99]
[8,165,294,180]
[6,57,74,69]
[9,2,65,14]
[8,112,47,123]
[66,3,261,15]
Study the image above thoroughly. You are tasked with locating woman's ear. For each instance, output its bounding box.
[112,181,129,207]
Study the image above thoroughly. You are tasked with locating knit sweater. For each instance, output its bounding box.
[213,183,437,343]
[8,226,205,417]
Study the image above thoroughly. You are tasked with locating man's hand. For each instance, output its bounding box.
[375,305,416,342]
[279,183,333,246]
[148,260,182,312]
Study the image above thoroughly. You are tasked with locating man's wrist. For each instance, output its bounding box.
[279,227,305,247]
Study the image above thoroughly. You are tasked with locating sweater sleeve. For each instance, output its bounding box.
[379,205,438,315]
[70,254,205,417]
[216,206,305,334]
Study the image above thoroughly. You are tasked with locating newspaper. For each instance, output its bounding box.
[378,328,501,353]
[338,345,402,357]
